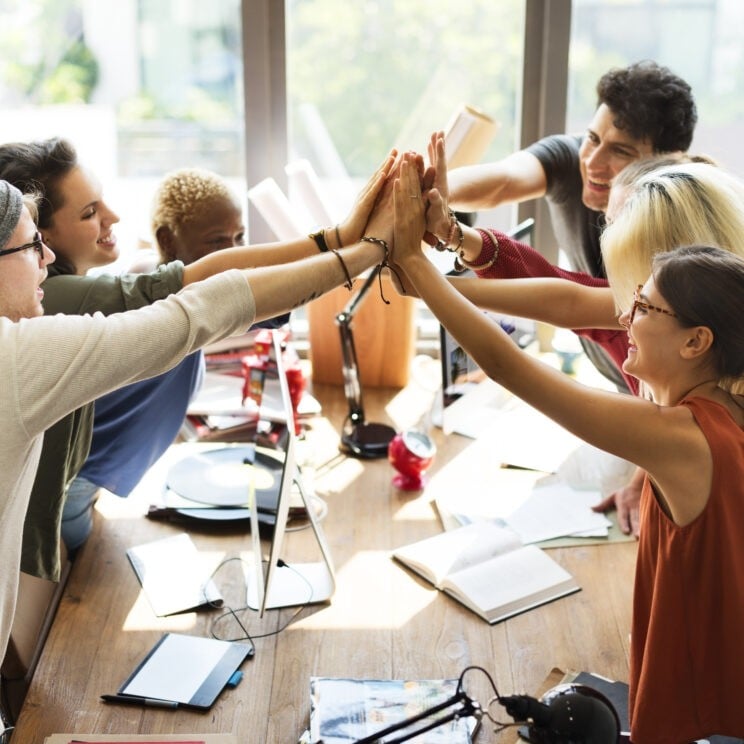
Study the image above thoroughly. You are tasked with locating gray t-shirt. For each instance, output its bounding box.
[527,133,628,393]
[527,133,607,277]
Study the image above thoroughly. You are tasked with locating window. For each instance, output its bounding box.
[285,0,526,222]
[568,0,744,173]
[0,0,244,268]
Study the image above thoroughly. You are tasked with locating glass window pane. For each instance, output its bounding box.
[286,0,526,225]
[0,0,244,269]
[568,0,744,174]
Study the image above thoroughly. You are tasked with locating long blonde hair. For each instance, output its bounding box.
[602,161,744,312]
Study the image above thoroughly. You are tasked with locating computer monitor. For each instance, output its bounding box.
[439,218,536,411]
[246,331,335,616]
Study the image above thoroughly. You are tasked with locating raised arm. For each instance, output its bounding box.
[245,237,388,323]
[446,276,619,329]
[393,154,708,521]
[424,133,577,270]
[447,149,547,212]
[182,151,396,284]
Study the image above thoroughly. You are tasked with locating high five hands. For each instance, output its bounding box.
[392,153,428,270]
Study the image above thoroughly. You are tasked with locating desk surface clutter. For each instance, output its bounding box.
[13,377,637,744]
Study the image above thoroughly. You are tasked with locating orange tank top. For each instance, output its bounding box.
[629,397,744,743]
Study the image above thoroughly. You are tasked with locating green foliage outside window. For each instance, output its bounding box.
[287,0,525,177]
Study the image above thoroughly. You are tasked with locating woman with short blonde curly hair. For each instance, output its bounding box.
[151,167,244,265]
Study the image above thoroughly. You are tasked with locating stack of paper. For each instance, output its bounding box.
[427,429,635,545]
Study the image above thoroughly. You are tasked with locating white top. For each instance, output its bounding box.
[0,270,255,661]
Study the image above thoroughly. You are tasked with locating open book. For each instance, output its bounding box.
[392,521,580,624]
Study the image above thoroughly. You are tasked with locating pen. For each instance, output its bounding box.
[100,693,179,709]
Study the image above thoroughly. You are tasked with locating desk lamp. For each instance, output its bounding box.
[353,666,620,744]
[337,265,396,458]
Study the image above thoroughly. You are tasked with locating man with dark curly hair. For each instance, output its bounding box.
[446,60,696,391]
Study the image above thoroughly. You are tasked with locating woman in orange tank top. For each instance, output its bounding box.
[392,151,744,743]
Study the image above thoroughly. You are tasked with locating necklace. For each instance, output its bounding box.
[728,390,744,411]
[682,379,744,415]
[681,379,718,400]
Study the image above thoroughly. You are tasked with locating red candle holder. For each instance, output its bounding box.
[388,430,437,491]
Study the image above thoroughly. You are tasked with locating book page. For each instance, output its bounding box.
[392,521,522,587]
[441,545,579,623]
[503,482,610,544]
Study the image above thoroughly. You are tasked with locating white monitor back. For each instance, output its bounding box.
[247,332,335,615]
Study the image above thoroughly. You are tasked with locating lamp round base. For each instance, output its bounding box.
[392,472,427,491]
[341,421,397,459]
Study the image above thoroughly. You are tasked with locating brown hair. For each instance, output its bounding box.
[654,245,744,382]
[597,60,697,152]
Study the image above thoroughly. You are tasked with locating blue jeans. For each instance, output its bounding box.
[61,476,100,551]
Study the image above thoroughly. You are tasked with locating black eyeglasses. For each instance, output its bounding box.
[628,284,678,325]
[0,231,44,261]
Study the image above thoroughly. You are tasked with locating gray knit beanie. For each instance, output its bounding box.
[0,180,24,250]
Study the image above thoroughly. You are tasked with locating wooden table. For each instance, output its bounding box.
[11,381,636,744]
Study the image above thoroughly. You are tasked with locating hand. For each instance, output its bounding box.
[364,150,424,246]
[592,482,642,537]
[392,153,427,269]
[423,131,452,244]
[337,150,397,245]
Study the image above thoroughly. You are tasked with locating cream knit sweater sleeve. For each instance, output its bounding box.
[9,269,255,438]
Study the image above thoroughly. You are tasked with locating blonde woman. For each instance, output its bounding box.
[411,135,744,536]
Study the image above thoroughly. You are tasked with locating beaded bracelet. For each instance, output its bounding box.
[453,228,499,272]
[454,253,497,272]
[433,209,461,253]
[451,216,465,256]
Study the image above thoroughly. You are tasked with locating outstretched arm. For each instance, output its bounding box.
[244,237,388,323]
[182,151,396,284]
[424,132,586,272]
[435,126,546,215]
[447,150,547,212]
[418,274,619,330]
[393,154,710,526]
